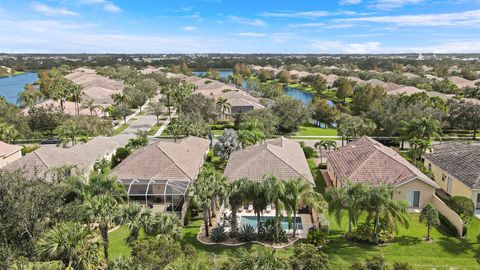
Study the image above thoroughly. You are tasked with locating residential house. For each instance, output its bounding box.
[224,137,314,184]
[424,142,480,209]
[0,141,22,168]
[3,137,119,182]
[110,136,210,219]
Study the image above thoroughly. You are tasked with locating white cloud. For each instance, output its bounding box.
[32,3,78,16]
[371,0,424,10]
[339,0,362,5]
[310,40,382,54]
[337,10,480,27]
[288,23,325,28]
[260,10,329,18]
[235,32,267,37]
[181,26,197,31]
[226,16,266,26]
[79,0,121,13]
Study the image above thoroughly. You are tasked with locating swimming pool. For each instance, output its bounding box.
[240,216,303,230]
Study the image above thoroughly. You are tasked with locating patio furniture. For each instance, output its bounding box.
[266,204,272,213]
[248,204,253,212]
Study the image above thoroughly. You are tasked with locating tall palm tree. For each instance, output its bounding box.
[160,82,174,119]
[70,84,83,115]
[146,212,183,240]
[264,176,286,240]
[405,116,441,141]
[314,140,329,165]
[325,182,368,234]
[36,222,105,270]
[216,97,231,119]
[188,167,216,237]
[81,98,100,116]
[284,178,327,237]
[172,82,193,116]
[249,180,269,232]
[55,123,84,147]
[228,179,250,236]
[120,202,151,243]
[83,194,119,260]
[364,184,409,244]
[17,84,42,107]
[111,93,127,106]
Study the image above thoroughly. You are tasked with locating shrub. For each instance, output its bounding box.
[448,196,475,225]
[210,226,227,242]
[258,219,287,243]
[111,147,131,168]
[289,243,330,270]
[237,224,256,242]
[307,228,328,246]
[345,223,394,244]
[302,146,316,158]
[21,144,39,155]
[393,262,412,270]
[438,213,458,236]
[365,255,388,270]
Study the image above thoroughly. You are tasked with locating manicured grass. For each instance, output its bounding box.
[325,213,480,269]
[109,226,148,258]
[293,124,338,137]
[112,124,129,135]
[212,129,223,136]
[307,158,326,194]
[148,124,160,136]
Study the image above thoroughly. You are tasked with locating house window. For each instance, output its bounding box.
[406,191,420,208]
[441,174,446,182]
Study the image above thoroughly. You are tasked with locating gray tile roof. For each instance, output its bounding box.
[327,136,438,188]
[224,137,314,185]
[111,136,210,182]
[3,137,119,182]
[0,141,22,157]
[424,142,480,189]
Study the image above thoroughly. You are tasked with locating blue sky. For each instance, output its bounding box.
[0,0,479,53]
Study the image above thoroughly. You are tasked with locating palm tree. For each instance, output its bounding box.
[111,93,127,106]
[120,202,151,243]
[0,122,19,143]
[70,84,83,115]
[55,123,84,147]
[147,100,165,125]
[364,184,409,244]
[188,167,216,237]
[264,176,286,240]
[17,84,42,107]
[172,82,193,116]
[81,98,100,116]
[284,178,327,237]
[405,116,441,141]
[325,182,368,234]
[160,82,174,119]
[146,212,183,239]
[36,222,105,269]
[314,140,329,165]
[237,247,285,270]
[216,97,231,119]
[228,179,251,236]
[83,194,119,260]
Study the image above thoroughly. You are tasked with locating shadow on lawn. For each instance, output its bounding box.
[395,235,422,246]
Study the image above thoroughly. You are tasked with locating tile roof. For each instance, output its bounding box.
[0,141,22,158]
[224,137,314,185]
[111,136,209,182]
[387,86,425,96]
[424,142,480,189]
[327,136,438,188]
[3,137,119,182]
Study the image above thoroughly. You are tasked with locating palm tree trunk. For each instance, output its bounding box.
[167,95,171,119]
[231,207,238,236]
[100,224,109,260]
[373,212,380,244]
[204,205,210,237]
[257,211,261,232]
[293,209,298,237]
[275,202,279,240]
[427,224,431,240]
[348,210,352,234]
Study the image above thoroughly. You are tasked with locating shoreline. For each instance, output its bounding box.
[0,71,26,78]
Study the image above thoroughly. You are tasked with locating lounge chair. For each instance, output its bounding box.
[248,204,253,212]
[266,204,272,213]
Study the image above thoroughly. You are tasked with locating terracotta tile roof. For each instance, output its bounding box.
[425,142,480,189]
[111,136,209,182]
[387,86,425,96]
[449,76,476,89]
[3,137,119,182]
[224,137,314,185]
[0,141,22,158]
[327,136,438,188]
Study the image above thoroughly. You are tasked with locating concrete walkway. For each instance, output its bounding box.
[154,109,176,137]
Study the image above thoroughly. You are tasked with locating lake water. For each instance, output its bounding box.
[192,70,233,79]
[0,72,38,104]
[284,86,334,107]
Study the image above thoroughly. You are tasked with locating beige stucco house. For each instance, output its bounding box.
[324,136,464,236]
[424,142,480,209]
[0,141,22,168]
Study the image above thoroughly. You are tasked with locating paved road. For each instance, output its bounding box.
[112,113,158,146]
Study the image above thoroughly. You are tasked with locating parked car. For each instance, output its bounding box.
[41,138,61,145]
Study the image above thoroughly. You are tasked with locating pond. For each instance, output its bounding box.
[192,69,233,79]
[0,71,38,104]
[284,86,334,107]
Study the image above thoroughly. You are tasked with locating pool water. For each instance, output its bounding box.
[240,216,303,230]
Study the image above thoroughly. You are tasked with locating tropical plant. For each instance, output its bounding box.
[216,97,231,119]
[228,179,250,236]
[0,122,19,143]
[131,236,182,270]
[119,202,151,244]
[249,180,269,232]
[17,84,42,107]
[237,129,266,147]
[108,256,140,270]
[210,226,227,242]
[145,212,183,239]
[264,176,286,241]
[188,167,217,237]
[419,203,439,241]
[35,222,105,270]
[284,178,326,237]
[238,224,256,242]
[393,262,412,270]
[449,196,475,226]
[70,84,83,115]
[236,247,286,270]
[213,129,242,162]
[55,122,85,147]
[325,182,368,234]
[306,228,328,246]
[83,194,120,260]
[81,98,100,116]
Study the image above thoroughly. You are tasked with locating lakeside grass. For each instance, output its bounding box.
[292,124,338,137]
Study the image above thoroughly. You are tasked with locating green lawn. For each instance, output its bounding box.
[148,124,160,136]
[112,124,129,135]
[212,129,224,136]
[325,213,480,269]
[292,124,338,137]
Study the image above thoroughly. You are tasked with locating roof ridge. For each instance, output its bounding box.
[266,142,311,182]
[155,140,192,180]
